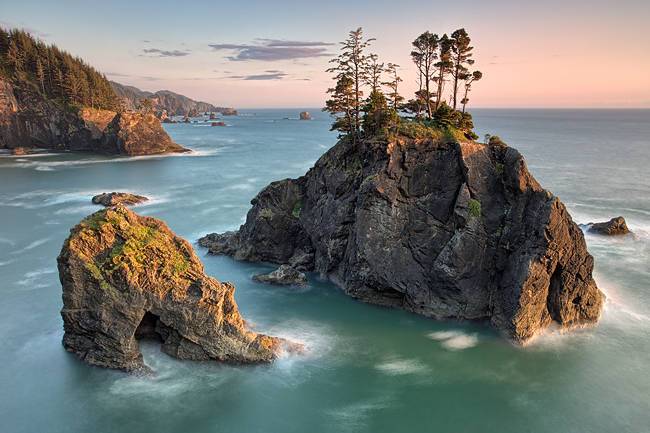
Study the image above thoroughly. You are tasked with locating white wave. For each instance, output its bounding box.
[0,237,15,246]
[11,237,52,255]
[327,397,390,430]
[427,330,479,350]
[265,319,337,366]
[375,357,428,376]
[3,148,221,171]
[15,267,57,290]
[0,259,15,267]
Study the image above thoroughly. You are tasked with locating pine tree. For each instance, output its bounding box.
[364,54,384,93]
[324,74,356,136]
[434,34,453,109]
[410,31,438,118]
[450,28,475,110]
[383,63,403,111]
[326,27,374,143]
[461,70,483,113]
[35,58,45,93]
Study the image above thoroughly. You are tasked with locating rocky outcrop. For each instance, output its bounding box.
[253,265,307,286]
[299,111,312,120]
[92,192,149,207]
[588,216,630,235]
[110,81,237,117]
[0,79,187,156]
[99,111,188,155]
[58,206,287,372]
[199,136,604,344]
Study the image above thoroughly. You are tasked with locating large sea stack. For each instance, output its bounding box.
[199,135,604,343]
[58,206,284,371]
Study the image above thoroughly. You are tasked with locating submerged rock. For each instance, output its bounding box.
[588,216,630,236]
[211,121,226,127]
[253,264,307,286]
[59,206,286,372]
[199,136,604,344]
[91,192,148,207]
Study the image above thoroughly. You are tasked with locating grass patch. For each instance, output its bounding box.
[468,199,482,218]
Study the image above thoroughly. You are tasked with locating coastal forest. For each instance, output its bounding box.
[0,27,120,111]
[324,27,483,142]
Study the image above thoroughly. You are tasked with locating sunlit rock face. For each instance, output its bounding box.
[59,206,286,372]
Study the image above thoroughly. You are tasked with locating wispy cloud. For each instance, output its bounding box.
[226,72,288,80]
[209,39,333,61]
[142,48,191,57]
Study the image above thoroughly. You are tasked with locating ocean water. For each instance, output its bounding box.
[0,109,648,433]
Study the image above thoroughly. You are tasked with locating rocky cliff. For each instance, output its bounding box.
[0,78,187,155]
[199,135,604,343]
[59,206,286,372]
[110,81,237,116]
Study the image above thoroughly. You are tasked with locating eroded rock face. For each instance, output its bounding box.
[92,192,149,207]
[0,78,187,156]
[199,137,604,344]
[588,216,630,236]
[253,265,307,286]
[100,112,188,156]
[59,206,284,371]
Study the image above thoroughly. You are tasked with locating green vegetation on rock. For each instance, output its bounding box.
[468,199,482,218]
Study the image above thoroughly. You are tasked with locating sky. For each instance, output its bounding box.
[1,0,649,108]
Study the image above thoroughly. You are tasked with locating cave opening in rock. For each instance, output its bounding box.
[134,311,164,342]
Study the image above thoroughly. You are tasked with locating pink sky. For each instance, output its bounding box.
[3,0,649,108]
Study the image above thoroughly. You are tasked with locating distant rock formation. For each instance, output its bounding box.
[59,206,289,372]
[588,216,630,235]
[253,264,307,286]
[110,81,237,117]
[199,135,604,344]
[92,192,148,207]
[0,78,187,156]
[299,111,312,120]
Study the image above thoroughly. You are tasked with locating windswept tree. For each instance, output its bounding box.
[364,53,384,93]
[325,27,374,143]
[450,28,475,110]
[461,70,482,113]
[323,74,356,136]
[434,34,453,109]
[383,63,403,111]
[410,31,438,118]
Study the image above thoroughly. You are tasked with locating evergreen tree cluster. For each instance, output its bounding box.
[324,27,483,141]
[0,27,120,111]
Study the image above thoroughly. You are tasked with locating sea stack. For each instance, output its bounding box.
[299,111,312,120]
[58,206,286,372]
[199,135,605,344]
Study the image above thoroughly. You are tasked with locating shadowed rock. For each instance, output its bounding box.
[59,206,288,372]
[588,216,630,236]
[253,264,307,286]
[92,192,149,207]
[199,136,604,344]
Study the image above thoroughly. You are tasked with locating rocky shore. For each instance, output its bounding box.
[199,135,605,344]
[59,206,289,372]
[0,78,187,156]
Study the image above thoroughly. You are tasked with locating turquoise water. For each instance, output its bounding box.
[1,109,649,433]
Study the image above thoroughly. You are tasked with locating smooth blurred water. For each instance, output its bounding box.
[0,109,648,433]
